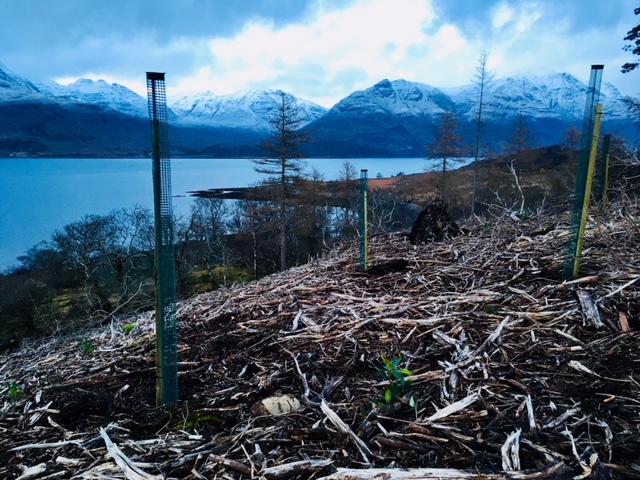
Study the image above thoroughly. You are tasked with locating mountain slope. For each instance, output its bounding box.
[303,79,452,157]
[35,78,150,118]
[0,60,49,103]
[0,63,268,157]
[0,59,637,158]
[304,74,638,157]
[171,89,328,131]
[444,72,630,124]
[0,101,265,158]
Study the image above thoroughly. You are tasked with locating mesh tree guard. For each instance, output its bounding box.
[146,72,178,406]
[563,65,604,281]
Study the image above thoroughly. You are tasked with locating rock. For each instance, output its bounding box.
[251,395,302,416]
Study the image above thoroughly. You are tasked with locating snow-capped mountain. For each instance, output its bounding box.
[326,73,628,124]
[302,74,636,157]
[35,78,149,118]
[443,72,630,122]
[0,62,149,118]
[171,89,328,131]
[330,79,455,118]
[0,61,49,103]
[0,58,637,158]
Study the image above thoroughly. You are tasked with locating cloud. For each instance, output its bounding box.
[492,3,515,29]
[166,0,640,106]
[2,0,639,108]
[0,0,317,84]
[171,0,452,105]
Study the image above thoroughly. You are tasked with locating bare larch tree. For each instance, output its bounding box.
[430,110,462,198]
[471,51,494,219]
[253,91,310,272]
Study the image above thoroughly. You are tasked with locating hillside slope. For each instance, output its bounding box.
[1,205,640,479]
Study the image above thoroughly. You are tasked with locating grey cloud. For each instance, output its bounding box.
[432,0,502,35]
[0,0,322,80]
[433,0,636,37]
[264,65,368,106]
[330,66,369,89]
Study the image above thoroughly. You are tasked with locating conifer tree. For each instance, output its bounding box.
[622,7,640,73]
[621,7,640,117]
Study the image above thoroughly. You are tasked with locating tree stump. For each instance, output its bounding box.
[409,198,461,245]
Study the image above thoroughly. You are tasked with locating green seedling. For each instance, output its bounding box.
[483,305,498,315]
[123,323,136,335]
[376,355,414,405]
[3,382,24,403]
[517,212,530,222]
[79,340,96,354]
[177,412,223,431]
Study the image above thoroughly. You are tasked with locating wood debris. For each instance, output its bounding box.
[1,206,640,479]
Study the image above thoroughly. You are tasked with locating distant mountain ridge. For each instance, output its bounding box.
[0,60,637,158]
[172,89,327,131]
[0,61,47,103]
[301,75,636,157]
[35,78,150,118]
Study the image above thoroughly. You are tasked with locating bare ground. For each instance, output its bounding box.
[1,202,640,479]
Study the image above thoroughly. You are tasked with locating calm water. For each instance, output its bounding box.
[0,157,440,271]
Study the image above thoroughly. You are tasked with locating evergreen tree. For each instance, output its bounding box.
[621,7,640,118]
[622,7,640,73]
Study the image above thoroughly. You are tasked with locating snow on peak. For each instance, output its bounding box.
[0,58,633,133]
[334,78,455,117]
[171,88,328,130]
[479,72,630,120]
[0,61,48,103]
[36,78,149,117]
[323,72,633,128]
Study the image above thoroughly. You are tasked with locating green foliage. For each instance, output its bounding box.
[3,381,24,403]
[622,7,640,73]
[177,411,223,431]
[79,340,96,355]
[376,355,413,405]
[483,305,498,315]
[122,323,136,335]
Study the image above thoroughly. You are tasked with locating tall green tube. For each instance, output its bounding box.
[360,169,368,271]
[147,72,179,407]
[563,65,604,280]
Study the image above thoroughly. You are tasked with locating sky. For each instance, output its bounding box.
[1,0,639,108]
